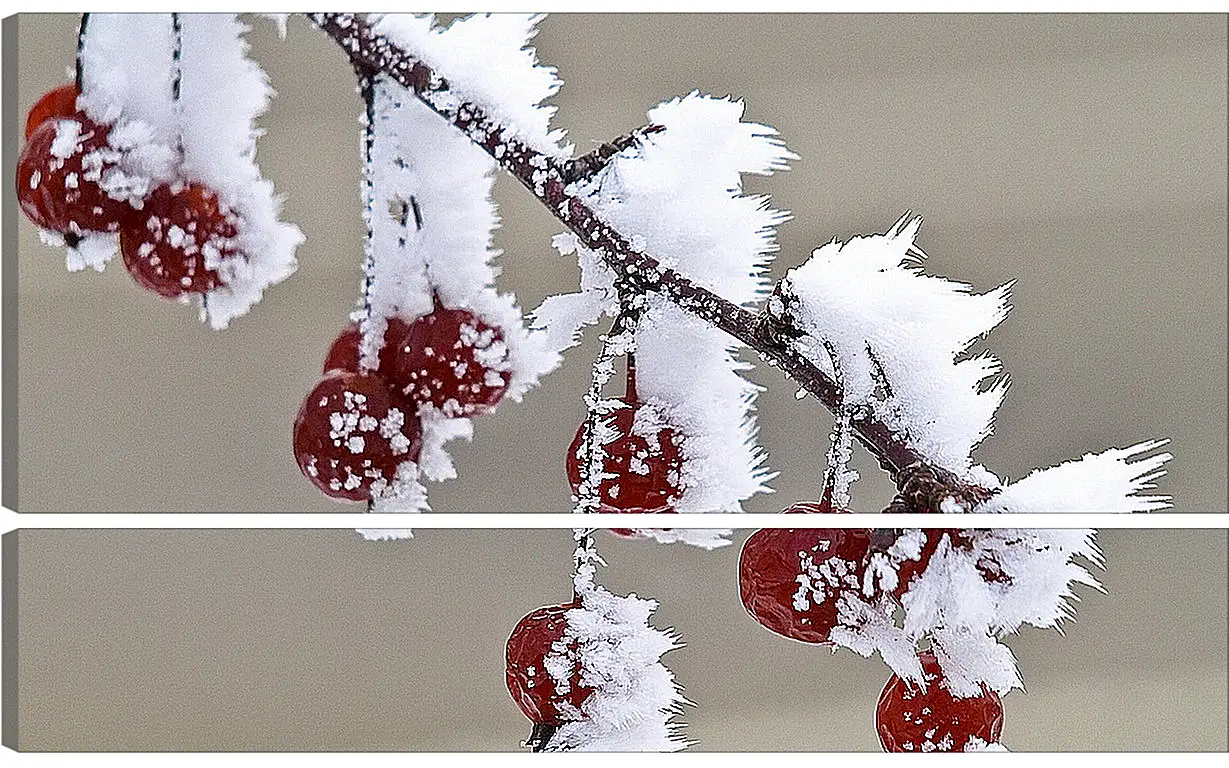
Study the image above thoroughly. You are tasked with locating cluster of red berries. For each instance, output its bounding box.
[16,83,241,299]
[292,303,512,502]
[564,357,685,538]
[738,504,1003,751]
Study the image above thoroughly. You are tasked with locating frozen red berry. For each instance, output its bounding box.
[505,601,595,727]
[891,529,948,601]
[25,83,80,139]
[386,302,511,417]
[322,318,413,375]
[565,357,685,539]
[889,529,1008,601]
[739,512,871,645]
[566,400,684,518]
[120,182,238,299]
[292,370,422,502]
[876,650,1004,752]
[16,115,132,241]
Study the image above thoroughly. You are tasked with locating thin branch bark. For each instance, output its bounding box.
[310,12,967,494]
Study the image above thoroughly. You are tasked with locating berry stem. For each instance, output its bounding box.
[625,352,638,404]
[358,73,376,333]
[170,13,182,103]
[524,722,558,753]
[571,528,596,603]
[572,314,637,514]
[74,13,89,91]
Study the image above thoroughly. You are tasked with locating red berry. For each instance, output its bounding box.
[565,398,684,517]
[505,602,595,726]
[386,303,511,417]
[322,319,413,375]
[292,370,422,502]
[876,651,1003,752]
[16,116,132,239]
[739,518,871,645]
[119,182,239,299]
[25,83,80,139]
[892,529,949,601]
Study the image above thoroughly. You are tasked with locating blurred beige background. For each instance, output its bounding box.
[4,12,1228,754]
[9,528,1228,751]
[10,13,1226,514]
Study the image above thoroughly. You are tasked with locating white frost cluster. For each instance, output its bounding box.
[832,531,1070,697]
[829,439,1170,696]
[542,553,689,752]
[975,440,1172,514]
[825,439,1170,693]
[781,214,1174,695]
[358,461,430,541]
[535,94,796,546]
[373,13,568,157]
[353,15,561,534]
[781,215,1010,481]
[78,13,302,329]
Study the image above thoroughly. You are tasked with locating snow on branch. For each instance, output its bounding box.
[974,439,1173,514]
[360,70,558,476]
[779,215,1010,484]
[539,93,796,544]
[311,12,929,484]
[176,14,302,328]
[346,14,564,536]
[373,13,568,157]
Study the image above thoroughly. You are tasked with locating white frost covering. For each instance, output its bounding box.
[782,215,1011,480]
[73,14,178,267]
[372,13,568,157]
[543,550,688,752]
[360,72,559,497]
[77,13,301,328]
[535,94,795,546]
[55,232,115,273]
[833,525,1115,698]
[177,14,301,329]
[634,527,730,550]
[974,440,1172,514]
[357,461,430,541]
[964,736,1009,752]
[828,444,1171,694]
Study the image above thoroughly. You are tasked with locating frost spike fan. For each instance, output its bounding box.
[311,12,925,484]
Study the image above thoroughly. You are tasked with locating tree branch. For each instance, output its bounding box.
[310,12,970,496]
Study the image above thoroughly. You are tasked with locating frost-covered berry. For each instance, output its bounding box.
[386,303,511,417]
[292,370,422,503]
[505,602,594,727]
[890,529,1006,602]
[876,650,1004,752]
[119,182,241,299]
[892,529,948,601]
[322,319,412,375]
[16,115,132,241]
[565,398,684,529]
[739,507,871,645]
[25,83,80,139]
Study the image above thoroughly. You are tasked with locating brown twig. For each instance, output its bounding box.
[309,12,970,489]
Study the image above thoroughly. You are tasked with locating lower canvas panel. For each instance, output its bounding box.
[3,528,1226,751]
